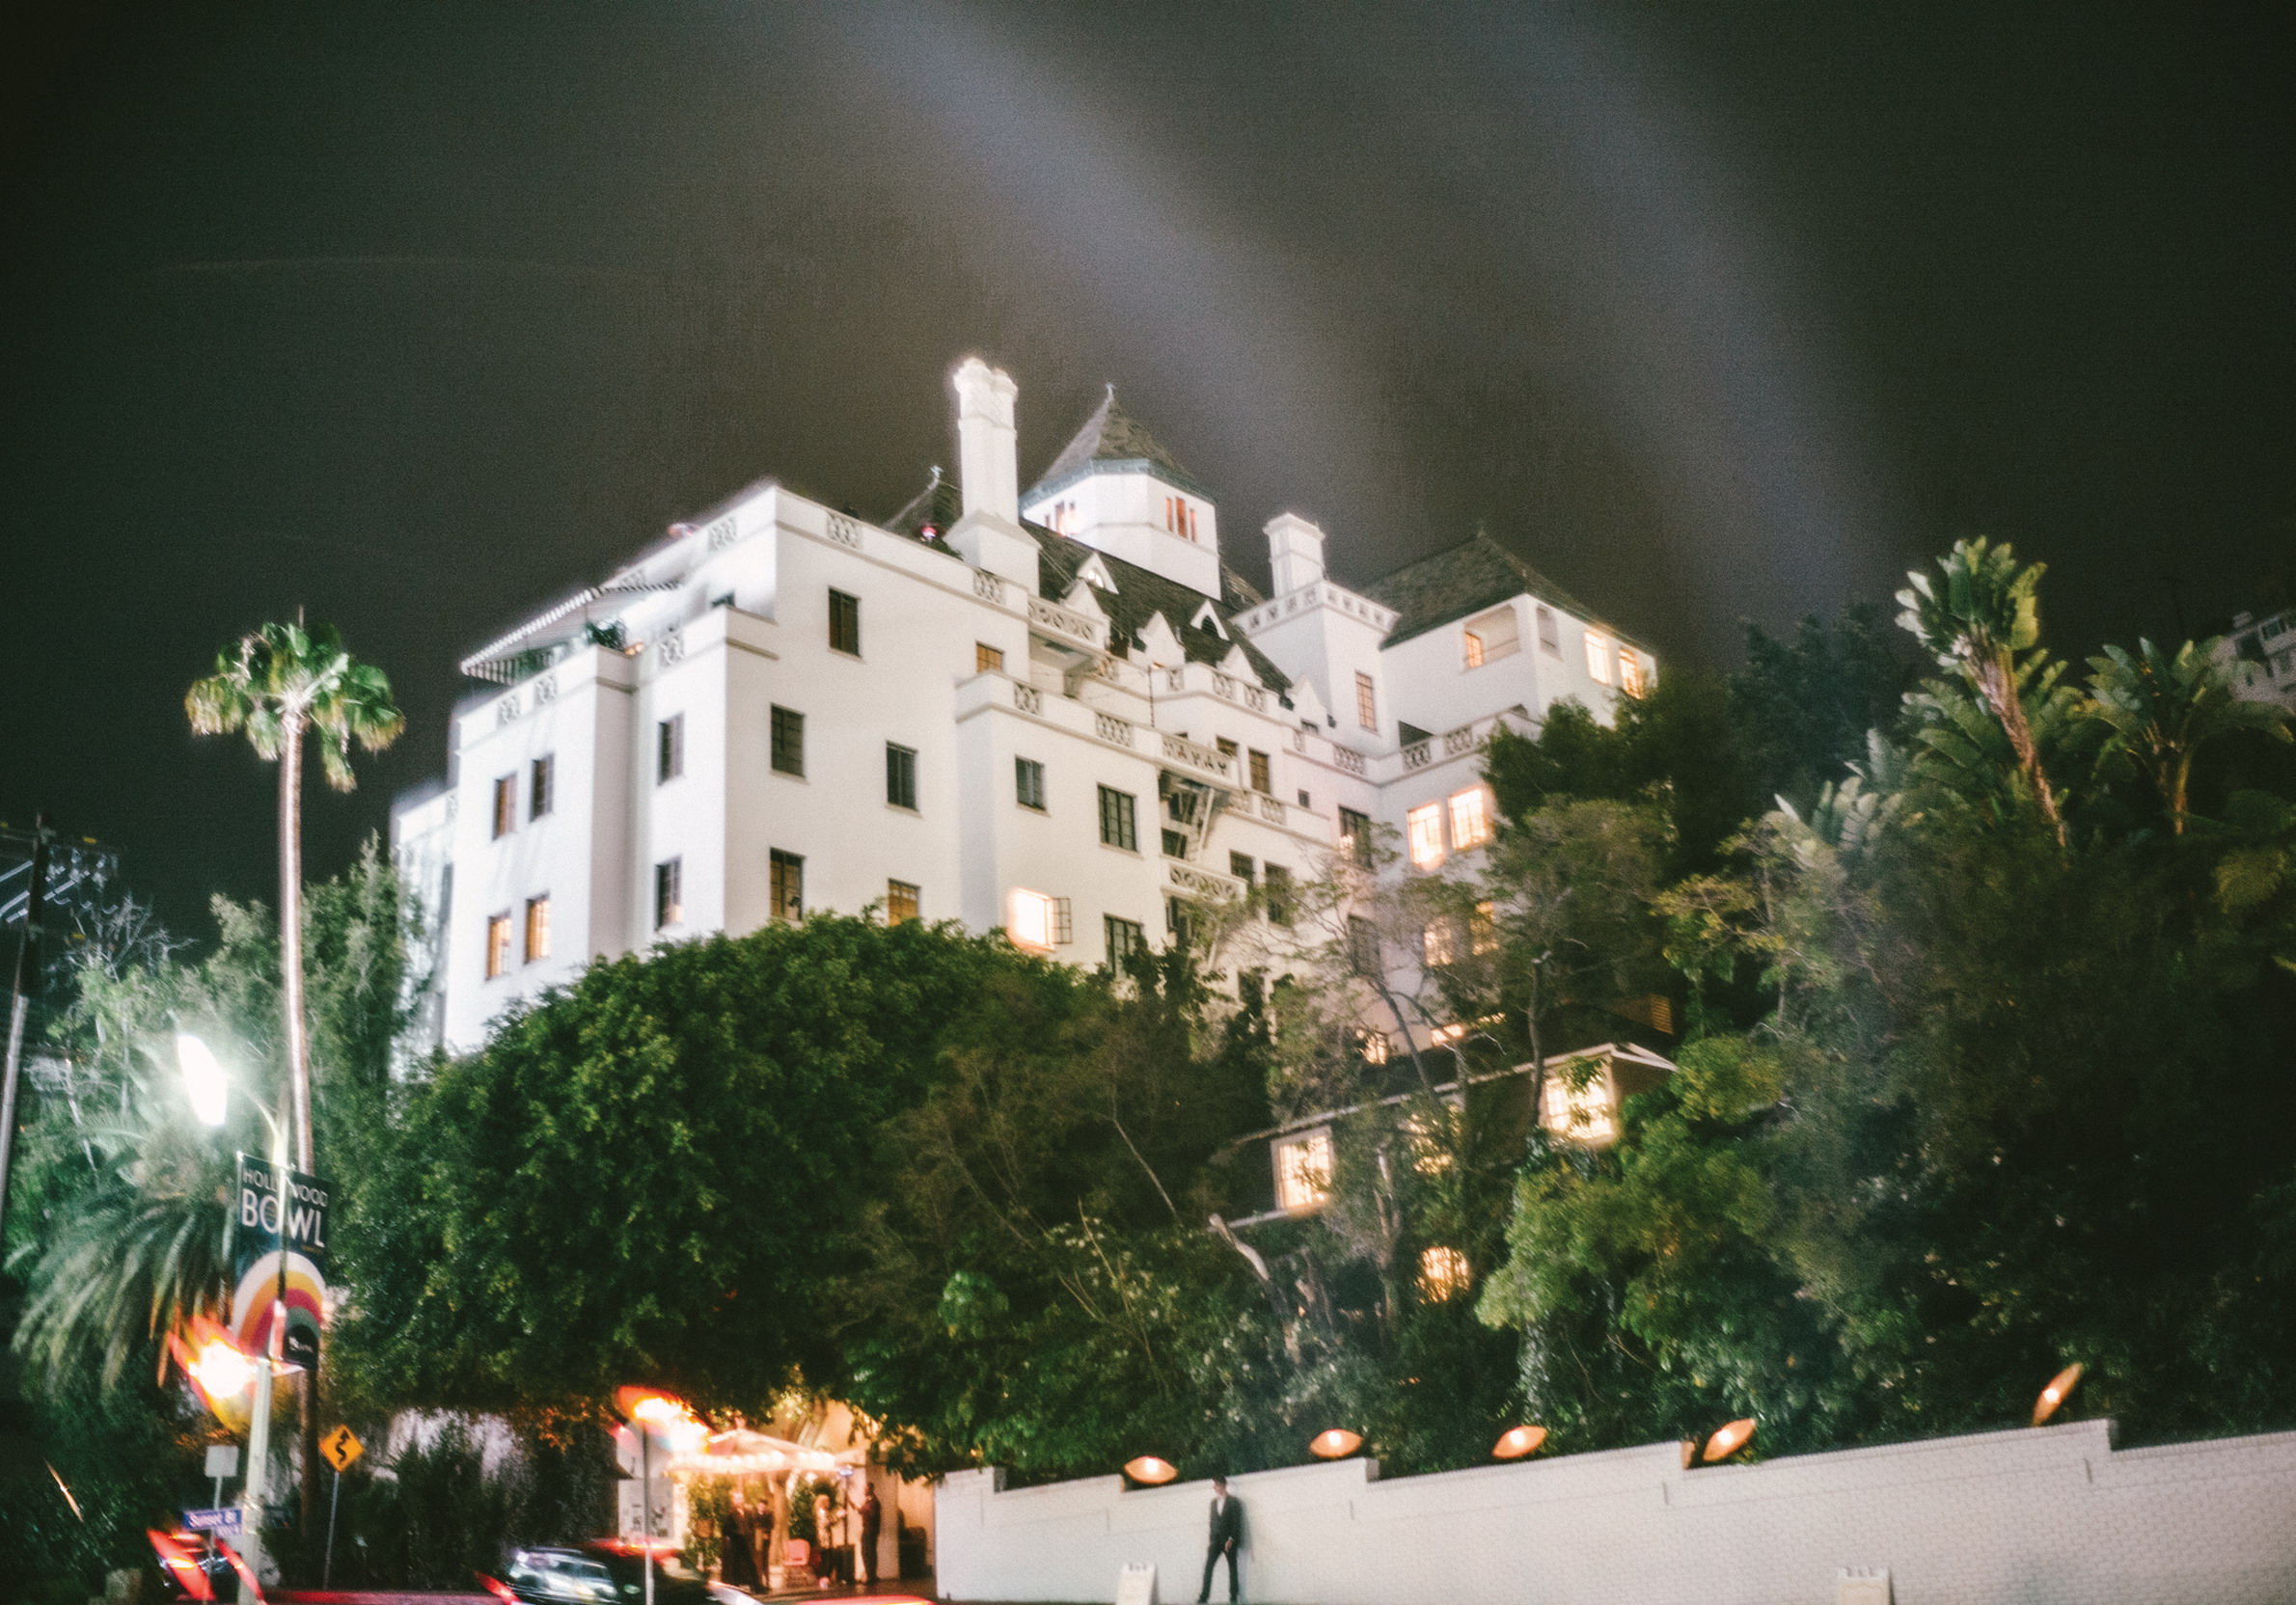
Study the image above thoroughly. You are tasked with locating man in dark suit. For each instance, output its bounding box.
[1197,1476,1244,1603]
[859,1485,883,1586]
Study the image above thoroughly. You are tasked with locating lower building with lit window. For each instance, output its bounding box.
[392,359,1655,1052]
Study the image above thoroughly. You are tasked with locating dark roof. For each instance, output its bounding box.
[885,466,961,540]
[1024,522,1290,694]
[1362,532,1645,650]
[1026,388,1209,500]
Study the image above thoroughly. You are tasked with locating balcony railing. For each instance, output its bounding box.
[1028,595,1106,652]
[1161,733,1235,784]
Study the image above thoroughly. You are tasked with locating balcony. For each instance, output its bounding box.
[1160,733,1236,786]
[1026,595,1107,655]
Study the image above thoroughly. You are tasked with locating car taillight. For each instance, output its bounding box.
[476,1574,520,1605]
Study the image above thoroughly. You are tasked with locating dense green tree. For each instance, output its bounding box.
[335,915,1070,1413]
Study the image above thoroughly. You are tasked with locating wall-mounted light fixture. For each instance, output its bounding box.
[2033,1363,2084,1427]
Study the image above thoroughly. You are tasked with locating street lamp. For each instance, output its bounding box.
[175,1032,287,1163]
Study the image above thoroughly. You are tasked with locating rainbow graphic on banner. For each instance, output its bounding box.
[228,1248,327,1362]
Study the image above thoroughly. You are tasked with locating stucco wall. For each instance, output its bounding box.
[935,1419,2296,1605]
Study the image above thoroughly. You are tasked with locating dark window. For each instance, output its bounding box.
[530,755,555,819]
[492,775,516,839]
[886,743,917,809]
[1165,896,1194,947]
[1536,605,1560,654]
[1162,829,1188,858]
[1347,914,1380,974]
[1248,749,1272,794]
[1230,852,1256,883]
[771,706,805,776]
[1016,757,1047,811]
[1098,785,1138,851]
[887,880,919,924]
[657,715,684,782]
[654,858,683,929]
[1298,788,1311,807]
[1340,806,1374,866]
[1216,737,1239,759]
[1265,864,1294,926]
[1105,914,1148,968]
[770,849,804,924]
[829,589,861,655]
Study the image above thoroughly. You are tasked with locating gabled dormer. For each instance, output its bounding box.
[1023,387,1222,598]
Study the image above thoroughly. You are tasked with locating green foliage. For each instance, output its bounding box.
[336,915,1064,1412]
[1482,548,2296,1455]
[184,620,404,795]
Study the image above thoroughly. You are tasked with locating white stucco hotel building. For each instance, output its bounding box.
[392,359,1654,1052]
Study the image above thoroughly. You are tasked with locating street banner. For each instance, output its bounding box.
[229,1154,332,1371]
[184,1507,244,1534]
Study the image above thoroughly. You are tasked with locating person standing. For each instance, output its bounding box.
[1197,1476,1244,1604]
[721,1496,754,1590]
[859,1484,884,1587]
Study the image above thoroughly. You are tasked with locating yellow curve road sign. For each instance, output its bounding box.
[320,1425,365,1473]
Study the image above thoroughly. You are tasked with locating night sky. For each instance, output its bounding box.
[4,3,2291,932]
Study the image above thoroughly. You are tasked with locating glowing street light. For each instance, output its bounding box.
[186,1334,256,1401]
[178,1033,229,1128]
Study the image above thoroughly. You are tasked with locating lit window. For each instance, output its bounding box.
[1421,918,1458,968]
[529,755,555,820]
[770,850,804,924]
[770,706,804,777]
[1016,757,1047,811]
[1584,633,1613,685]
[484,913,511,979]
[1462,606,1519,669]
[976,642,1005,674]
[657,715,685,782]
[1448,788,1491,851]
[1407,803,1444,869]
[1354,671,1378,731]
[1536,606,1559,654]
[1619,650,1648,697]
[1272,1129,1333,1211]
[1541,1060,1619,1147]
[887,880,919,924]
[829,588,861,655]
[1105,913,1147,967]
[524,895,551,963]
[1418,1246,1472,1301]
[1471,899,1498,955]
[654,858,683,929]
[1405,1106,1458,1175]
[1098,785,1138,851]
[1008,888,1070,952]
[492,775,516,839]
[886,743,918,810]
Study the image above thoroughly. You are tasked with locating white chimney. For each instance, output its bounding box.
[953,357,1020,526]
[1266,512,1326,595]
[947,357,1038,591]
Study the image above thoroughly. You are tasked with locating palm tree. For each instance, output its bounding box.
[1897,537,2065,842]
[2087,638,2291,832]
[187,621,402,1173]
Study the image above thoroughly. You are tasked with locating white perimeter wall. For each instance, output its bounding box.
[936,1419,2296,1605]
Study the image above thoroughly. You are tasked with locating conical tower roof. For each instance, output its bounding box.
[1026,386,1207,500]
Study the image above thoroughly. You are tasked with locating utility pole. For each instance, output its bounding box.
[0,812,51,1248]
